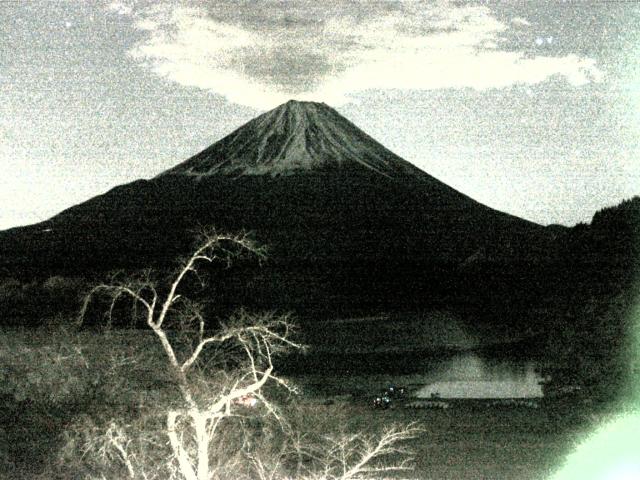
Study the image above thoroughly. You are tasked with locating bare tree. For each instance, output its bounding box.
[279,421,423,480]
[324,424,422,480]
[78,230,422,480]
[80,231,300,480]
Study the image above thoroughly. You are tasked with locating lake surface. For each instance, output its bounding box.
[297,349,545,399]
[414,351,543,399]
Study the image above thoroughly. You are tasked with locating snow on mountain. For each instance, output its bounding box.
[161,100,427,178]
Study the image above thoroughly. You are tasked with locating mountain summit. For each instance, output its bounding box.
[162,100,426,178]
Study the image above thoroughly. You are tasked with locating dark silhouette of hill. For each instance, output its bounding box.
[0,100,636,400]
[0,101,556,331]
[5,100,639,382]
[538,196,640,399]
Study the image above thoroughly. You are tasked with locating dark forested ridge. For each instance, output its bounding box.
[539,197,640,398]
[0,169,554,323]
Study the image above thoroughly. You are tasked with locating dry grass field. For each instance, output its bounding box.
[0,325,626,479]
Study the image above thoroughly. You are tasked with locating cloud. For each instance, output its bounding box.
[124,1,604,108]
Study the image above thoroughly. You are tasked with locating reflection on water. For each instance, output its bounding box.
[415,352,543,399]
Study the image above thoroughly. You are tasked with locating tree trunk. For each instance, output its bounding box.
[193,410,210,480]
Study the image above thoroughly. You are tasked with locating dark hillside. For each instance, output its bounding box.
[540,196,640,399]
[0,101,555,333]
[2,102,636,379]
[0,168,553,324]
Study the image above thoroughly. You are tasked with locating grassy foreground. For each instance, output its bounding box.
[0,326,620,479]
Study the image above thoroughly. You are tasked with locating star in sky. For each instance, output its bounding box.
[535,36,554,46]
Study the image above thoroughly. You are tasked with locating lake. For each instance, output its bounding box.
[413,351,544,399]
[294,348,545,399]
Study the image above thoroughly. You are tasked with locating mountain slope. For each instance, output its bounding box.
[162,100,428,179]
[0,100,555,329]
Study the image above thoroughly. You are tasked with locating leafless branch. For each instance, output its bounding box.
[78,230,301,480]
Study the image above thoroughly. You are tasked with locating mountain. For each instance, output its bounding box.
[0,100,555,334]
[162,100,427,178]
[2,100,636,389]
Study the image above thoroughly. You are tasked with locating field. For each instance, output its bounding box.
[291,384,614,480]
[0,326,625,479]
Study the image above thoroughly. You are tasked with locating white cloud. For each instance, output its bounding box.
[126,1,604,109]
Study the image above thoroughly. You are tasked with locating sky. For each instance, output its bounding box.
[1,0,639,230]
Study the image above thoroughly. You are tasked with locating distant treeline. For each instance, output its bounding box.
[539,196,639,400]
